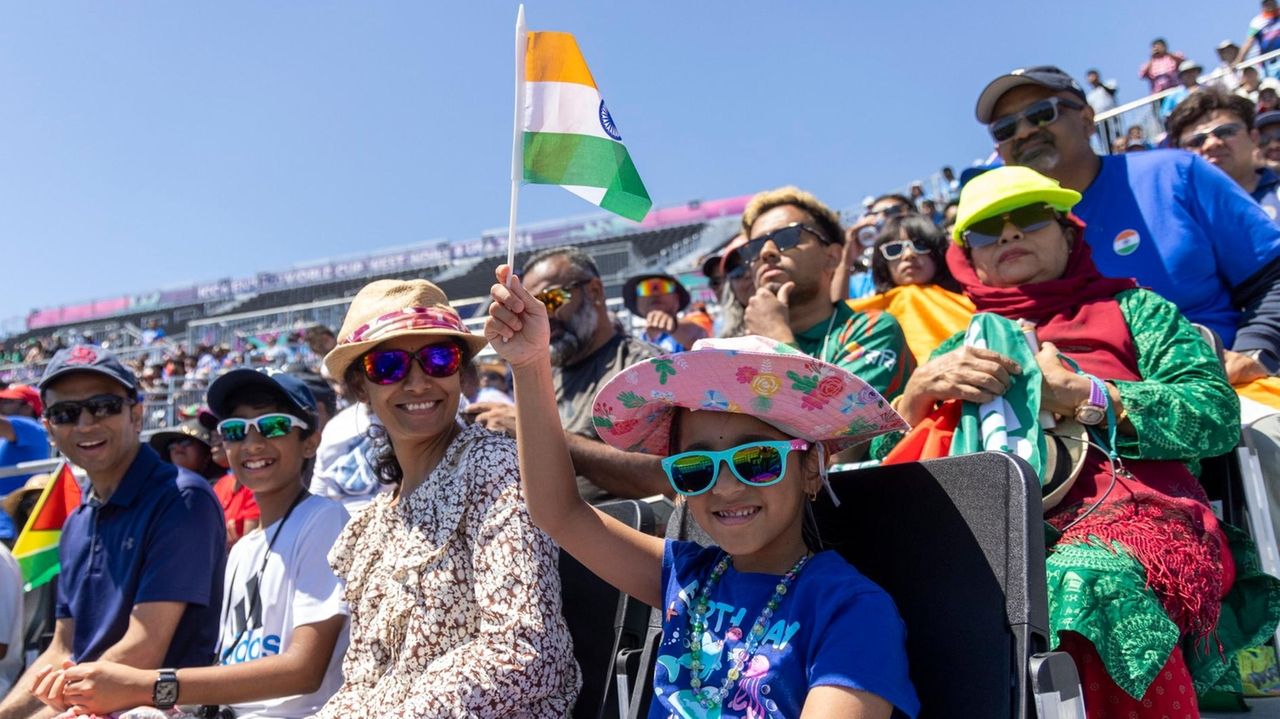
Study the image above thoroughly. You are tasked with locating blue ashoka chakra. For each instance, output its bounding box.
[599,99,622,141]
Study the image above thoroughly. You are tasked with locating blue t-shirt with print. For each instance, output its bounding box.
[1254,168,1280,224]
[1072,150,1280,347]
[652,540,919,719]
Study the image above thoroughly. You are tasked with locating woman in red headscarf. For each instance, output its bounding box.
[886,166,1280,717]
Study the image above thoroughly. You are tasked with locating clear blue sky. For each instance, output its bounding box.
[0,2,1248,322]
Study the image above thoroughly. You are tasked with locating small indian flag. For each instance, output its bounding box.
[12,462,80,592]
[520,24,651,222]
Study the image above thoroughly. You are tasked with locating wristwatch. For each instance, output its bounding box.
[1074,377,1107,426]
[153,668,179,709]
[1243,348,1280,375]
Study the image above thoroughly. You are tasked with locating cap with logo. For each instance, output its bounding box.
[37,344,139,399]
[975,65,1088,124]
[206,368,318,424]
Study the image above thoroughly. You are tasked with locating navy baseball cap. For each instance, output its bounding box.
[38,344,139,398]
[976,65,1088,123]
[206,368,317,423]
[1258,111,1280,129]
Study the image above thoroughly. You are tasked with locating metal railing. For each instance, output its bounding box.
[1092,47,1280,153]
[0,338,186,386]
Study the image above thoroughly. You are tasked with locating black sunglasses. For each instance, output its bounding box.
[961,204,1058,248]
[737,223,830,264]
[361,343,463,385]
[1179,122,1244,150]
[988,97,1084,144]
[44,394,133,426]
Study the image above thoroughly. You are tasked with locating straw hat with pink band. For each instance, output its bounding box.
[323,279,489,380]
[591,335,909,499]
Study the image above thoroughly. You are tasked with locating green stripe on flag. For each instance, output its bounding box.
[523,132,652,222]
[16,544,60,592]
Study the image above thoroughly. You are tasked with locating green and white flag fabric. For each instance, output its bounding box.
[520,30,652,222]
[949,313,1048,478]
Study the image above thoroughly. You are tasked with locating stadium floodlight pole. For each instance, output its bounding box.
[505,4,528,283]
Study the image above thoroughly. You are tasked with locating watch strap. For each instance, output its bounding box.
[153,668,179,709]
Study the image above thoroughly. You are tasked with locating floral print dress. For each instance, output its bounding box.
[315,422,581,718]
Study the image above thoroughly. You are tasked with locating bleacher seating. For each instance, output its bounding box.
[6,223,707,357]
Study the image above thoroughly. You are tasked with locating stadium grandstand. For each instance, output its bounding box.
[0,195,742,383]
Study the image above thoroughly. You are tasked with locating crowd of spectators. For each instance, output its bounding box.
[7,6,1280,717]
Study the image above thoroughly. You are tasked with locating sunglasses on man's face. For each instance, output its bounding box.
[661,439,809,496]
[1259,130,1280,146]
[738,223,829,264]
[988,97,1085,144]
[216,413,310,443]
[44,394,133,426]
[533,279,589,313]
[1179,122,1245,150]
[362,343,463,385]
[879,238,932,261]
[962,204,1058,249]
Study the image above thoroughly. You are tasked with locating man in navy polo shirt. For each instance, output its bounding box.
[0,345,225,719]
[975,65,1280,385]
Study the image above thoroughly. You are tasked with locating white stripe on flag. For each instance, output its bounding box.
[523,81,614,141]
[563,184,608,205]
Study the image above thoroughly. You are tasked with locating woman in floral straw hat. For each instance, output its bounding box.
[487,266,919,719]
[314,279,579,718]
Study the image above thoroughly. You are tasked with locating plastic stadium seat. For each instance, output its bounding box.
[817,452,1081,718]
[623,452,1082,718]
[561,499,656,719]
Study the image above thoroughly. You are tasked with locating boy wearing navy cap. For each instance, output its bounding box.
[0,345,225,719]
[37,368,350,718]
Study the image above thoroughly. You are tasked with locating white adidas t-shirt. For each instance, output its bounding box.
[218,495,350,719]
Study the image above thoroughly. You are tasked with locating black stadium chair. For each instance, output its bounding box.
[622,452,1082,718]
[561,499,656,719]
[817,452,1081,718]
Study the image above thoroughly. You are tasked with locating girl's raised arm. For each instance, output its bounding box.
[486,265,664,608]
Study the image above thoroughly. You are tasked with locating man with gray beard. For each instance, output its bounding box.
[977,64,1280,385]
[465,246,666,502]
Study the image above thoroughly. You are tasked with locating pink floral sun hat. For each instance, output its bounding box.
[591,335,909,455]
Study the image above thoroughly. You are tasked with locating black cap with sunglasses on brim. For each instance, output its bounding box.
[975,65,1088,124]
[206,368,318,425]
[621,273,691,316]
[147,418,214,455]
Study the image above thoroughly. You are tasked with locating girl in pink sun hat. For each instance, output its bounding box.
[486,265,919,719]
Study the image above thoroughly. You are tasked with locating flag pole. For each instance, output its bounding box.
[506,4,528,279]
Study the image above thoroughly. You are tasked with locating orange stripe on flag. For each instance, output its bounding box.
[525,32,597,88]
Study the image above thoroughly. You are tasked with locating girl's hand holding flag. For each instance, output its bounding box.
[486,265,550,368]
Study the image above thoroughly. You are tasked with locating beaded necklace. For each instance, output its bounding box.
[686,551,812,709]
